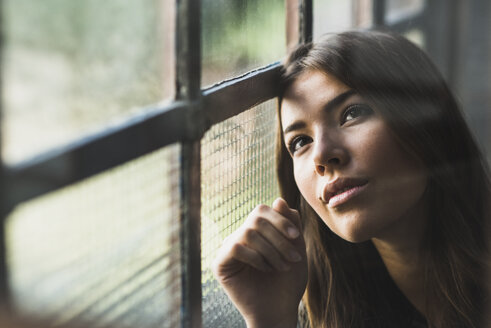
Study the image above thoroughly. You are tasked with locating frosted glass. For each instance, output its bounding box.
[7,144,181,328]
[201,101,279,328]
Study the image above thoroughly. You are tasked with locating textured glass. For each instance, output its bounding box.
[202,0,286,87]
[2,0,172,164]
[387,0,425,23]
[314,0,354,39]
[6,144,181,328]
[201,101,280,328]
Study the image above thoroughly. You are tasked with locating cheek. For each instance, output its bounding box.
[359,126,428,213]
[293,161,317,203]
[363,128,422,177]
[349,121,413,173]
[293,164,341,235]
[293,162,335,230]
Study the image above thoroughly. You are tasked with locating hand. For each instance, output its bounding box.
[212,198,307,328]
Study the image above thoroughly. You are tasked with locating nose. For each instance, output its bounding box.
[313,134,348,176]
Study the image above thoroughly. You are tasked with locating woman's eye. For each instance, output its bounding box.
[342,104,373,124]
[288,136,312,154]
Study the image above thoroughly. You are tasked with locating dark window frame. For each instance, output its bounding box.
[0,0,459,327]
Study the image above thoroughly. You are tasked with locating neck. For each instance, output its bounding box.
[371,199,428,316]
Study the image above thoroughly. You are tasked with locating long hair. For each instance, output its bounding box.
[276,31,490,327]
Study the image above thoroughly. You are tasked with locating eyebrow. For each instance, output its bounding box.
[283,89,356,135]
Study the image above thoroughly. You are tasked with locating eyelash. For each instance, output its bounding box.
[286,104,373,155]
[287,135,312,155]
[341,104,373,124]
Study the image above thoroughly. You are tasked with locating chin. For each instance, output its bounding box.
[333,225,373,243]
[320,212,376,244]
[338,233,372,244]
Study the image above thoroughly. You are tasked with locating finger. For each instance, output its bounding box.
[242,227,292,271]
[214,241,272,275]
[272,198,306,255]
[229,243,274,272]
[249,204,300,240]
[248,215,302,263]
[272,197,302,234]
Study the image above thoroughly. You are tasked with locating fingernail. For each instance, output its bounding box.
[288,227,300,238]
[290,250,302,262]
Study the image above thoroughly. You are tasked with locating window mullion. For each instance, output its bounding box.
[5,61,281,211]
[373,0,386,27]
[175,0,202,327]
[286,0,313,50]
[203,63,282,126]
[299,0,313,43]
[4,101,190,208]
[0,0,11,306]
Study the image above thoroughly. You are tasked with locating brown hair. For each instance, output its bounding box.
[276,31,490,327]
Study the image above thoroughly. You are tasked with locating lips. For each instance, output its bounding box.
[321,177,369,208]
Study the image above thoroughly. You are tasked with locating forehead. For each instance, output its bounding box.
[281,70,351,124]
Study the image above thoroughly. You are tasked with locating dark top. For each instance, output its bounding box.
[297,241,427,328]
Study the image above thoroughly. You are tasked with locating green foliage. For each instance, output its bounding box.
[202,0,286,74]
[3,0,165,159]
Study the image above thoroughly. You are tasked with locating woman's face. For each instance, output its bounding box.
[281,70,428,243]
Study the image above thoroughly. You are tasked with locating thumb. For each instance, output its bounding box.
[272,197,302,231]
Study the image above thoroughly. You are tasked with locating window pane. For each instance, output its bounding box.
[201,100,279,328]
[314,0,354,39]
[6,144,181,328]
[387,0,425,23]
[405,28,425,49]
[2,0,173,164]
[202,0,286,87]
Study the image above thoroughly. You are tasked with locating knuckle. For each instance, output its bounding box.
[243,228,257,242]
[276,239,289,252]
[254,204,269,215]
[230,243,244,256]
[252,216,268,229]
[246,205,268,225]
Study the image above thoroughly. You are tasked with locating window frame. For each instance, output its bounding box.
[0,0,457,327]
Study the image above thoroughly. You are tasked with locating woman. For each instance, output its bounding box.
[213,31,490,328]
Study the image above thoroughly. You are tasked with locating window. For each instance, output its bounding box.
[0,0,489,327]
[3,0,172,164]
[201,101,279,328]
[7,145,181,327]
